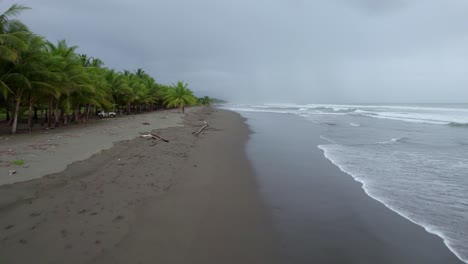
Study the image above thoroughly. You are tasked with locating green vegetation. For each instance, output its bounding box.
[0,4,209,134]
[11,159,25,166]
[164,81,196,114]
[197,96,212,105]
[210,98,227,104]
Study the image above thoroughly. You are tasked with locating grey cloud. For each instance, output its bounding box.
[340,0,409,14]
[3,0,468,103]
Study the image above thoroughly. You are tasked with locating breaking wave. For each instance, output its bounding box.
[222,103,468,126]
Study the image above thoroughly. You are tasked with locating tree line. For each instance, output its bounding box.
[1,4,211,134]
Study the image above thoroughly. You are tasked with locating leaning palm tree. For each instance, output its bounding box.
[164,81,196,113]
[0,3,30,98]
[0,4,30,62]
[2,33,53,134]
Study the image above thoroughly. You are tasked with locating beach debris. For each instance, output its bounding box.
[113,215,124,222]
[28,143,58,150]
[0,149,16,156]
[29,212,42,217]
[9,170,16,176]
[77,209,87,214]
[142,122,151,125]
[140,133,169,142]
[193,122,209,136]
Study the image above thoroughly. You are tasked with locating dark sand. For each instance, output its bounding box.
[0,108,279,264]
[1,108,462,264]
[244,112,463,264]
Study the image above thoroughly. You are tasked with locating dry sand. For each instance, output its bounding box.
[0,110,183,185]
[0,107,279,264]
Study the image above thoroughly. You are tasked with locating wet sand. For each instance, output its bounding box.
[244,111,464,264]
[0,108,279,264]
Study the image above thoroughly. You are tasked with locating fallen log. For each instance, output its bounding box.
[140,134,157,140]
[140,133,169,142]
[150,133,169,142]
[193,124,209,136]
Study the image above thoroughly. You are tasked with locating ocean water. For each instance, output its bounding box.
[223,103,468,263]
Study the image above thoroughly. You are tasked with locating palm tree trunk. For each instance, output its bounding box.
[75,105,80,123]
[47,97,53,128]
[7,99,13,126]
[86,104,92,120]
[182,105,185,114]
[54,98,60,128]
[28,96,33,132]
[83,104,89,121]
[60,108,65,125]
[10,98,20,134]
[33,107,38,122]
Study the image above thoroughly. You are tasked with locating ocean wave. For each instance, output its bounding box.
[349,122,361,127]
[317,144,468,263]
[223,103,468,126]
[319,135,336,143]
[448,122,468,127]
[322,122,337,126]
[376,137,407,145]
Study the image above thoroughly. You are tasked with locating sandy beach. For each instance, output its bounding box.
[1,107,463,264]
[0,110,183,186]
[0,107,278,264]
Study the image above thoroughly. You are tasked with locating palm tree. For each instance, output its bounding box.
[1,33,53,134]
[45,40,97,126]
[0,4,30,98]
[198,96,211,105]
[105,69,130,114]
[0,4,29,62]
[0,4,210,133]
[164,81,196,113]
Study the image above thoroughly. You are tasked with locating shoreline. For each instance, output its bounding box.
[0,107,279,264]
[319,144,467,264]
[242,111,463,264]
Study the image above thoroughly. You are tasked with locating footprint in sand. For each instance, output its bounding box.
[29,212,42,217]
[113,215,124,222]
[61,229,68,238]
[77,209,87,214]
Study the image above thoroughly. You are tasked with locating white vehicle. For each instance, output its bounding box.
[98,111,117,118]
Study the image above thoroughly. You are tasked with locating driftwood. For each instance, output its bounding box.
[193,123,209,136]
[140,133,169,142]
[151,133,169,142]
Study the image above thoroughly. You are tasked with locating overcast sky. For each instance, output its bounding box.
[4,0,468,103]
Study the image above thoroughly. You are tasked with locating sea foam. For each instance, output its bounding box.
[318,144,468,264]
